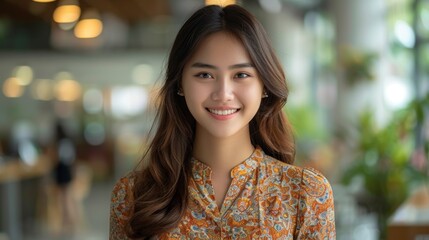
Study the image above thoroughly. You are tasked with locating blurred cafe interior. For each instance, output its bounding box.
[0,0,429,239]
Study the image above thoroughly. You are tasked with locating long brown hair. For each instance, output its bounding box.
[127,4,295,239]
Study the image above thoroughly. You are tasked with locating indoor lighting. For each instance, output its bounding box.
[384,77,411,110]
[205,0,236,6]
[55,79,82,101]
[12,65,33,86]
[54,72,82,101]
[111,86,148,119]
[2,77,24,98]
[74,9,103,38]
[53,0,80,23]
[33,0,56,2]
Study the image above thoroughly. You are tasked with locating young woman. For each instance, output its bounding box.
[110,4,335,240]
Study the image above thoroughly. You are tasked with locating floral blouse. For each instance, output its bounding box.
[110,147,336,239]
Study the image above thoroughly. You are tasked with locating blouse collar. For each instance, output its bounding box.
[191,146,265,180]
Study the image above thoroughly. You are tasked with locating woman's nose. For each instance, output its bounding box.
[211,77,234,102]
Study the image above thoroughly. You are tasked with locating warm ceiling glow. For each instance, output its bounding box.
[3,77,24,98]
[55,79,82,101]
[53,4,81,23]
[33,0,56,2]
[74,19,103,38]
[205,0,236,6]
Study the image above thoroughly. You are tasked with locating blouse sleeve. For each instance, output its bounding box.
[109,176,134,240]
[295,167,336,240]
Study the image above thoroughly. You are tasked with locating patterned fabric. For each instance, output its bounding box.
[110,147,336,239]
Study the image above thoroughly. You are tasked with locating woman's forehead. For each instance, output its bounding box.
[186,31,252,68]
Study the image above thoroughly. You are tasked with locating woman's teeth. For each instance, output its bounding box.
[208,109,238,115]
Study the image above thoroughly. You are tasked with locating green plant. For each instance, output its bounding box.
[285,105,330,165]
[341,94,429,240]
[340,47,378,85]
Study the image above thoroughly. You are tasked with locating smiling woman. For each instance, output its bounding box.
[109,4,336,240]
[181,31,264,141]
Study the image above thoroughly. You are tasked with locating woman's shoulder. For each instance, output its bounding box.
[263,155,333,193]
[112,172,135,196]
[110,172,136,220]
[262,155,302,180]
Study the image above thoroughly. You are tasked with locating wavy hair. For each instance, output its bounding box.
[127,4,295,239]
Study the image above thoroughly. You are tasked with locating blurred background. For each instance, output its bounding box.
[0,0,428,239]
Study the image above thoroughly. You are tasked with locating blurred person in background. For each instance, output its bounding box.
[52,119,78,235]
[110,4,335,239]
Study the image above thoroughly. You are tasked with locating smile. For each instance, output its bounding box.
[207,108,239,116]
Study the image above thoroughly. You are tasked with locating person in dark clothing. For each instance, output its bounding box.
[52,120,77,235]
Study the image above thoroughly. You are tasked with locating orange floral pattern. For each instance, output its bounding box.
[110,147,336,239]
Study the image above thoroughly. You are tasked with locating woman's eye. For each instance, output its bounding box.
[235,72,250,78]
[195,73,213,79]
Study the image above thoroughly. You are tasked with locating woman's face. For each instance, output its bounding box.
[181,31,264,140]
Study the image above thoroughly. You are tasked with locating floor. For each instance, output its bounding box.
[23,179,114,240]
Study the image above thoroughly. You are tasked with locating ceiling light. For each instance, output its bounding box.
[54,72,82,101]
[33,0,56,2]
[205,0,236,7]
[74,9,103,38]
[3,77,24,98]
[12,65,34,86]
[53,0,80,23]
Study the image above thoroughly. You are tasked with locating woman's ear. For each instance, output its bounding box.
[177,88,184,96]
[262,90,268,98]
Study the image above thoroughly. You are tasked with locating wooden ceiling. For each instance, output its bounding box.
[0,0,172,24]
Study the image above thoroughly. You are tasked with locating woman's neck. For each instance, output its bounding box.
[192,128,255,173]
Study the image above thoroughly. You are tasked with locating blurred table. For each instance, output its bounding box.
[388,185,429,240]
[0,156,51,183]
[388,224,429,240]
[0,156,51,240]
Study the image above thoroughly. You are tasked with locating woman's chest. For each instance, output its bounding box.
[162,192,299,240]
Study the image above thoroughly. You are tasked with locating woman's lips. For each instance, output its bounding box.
[206,108,240,120]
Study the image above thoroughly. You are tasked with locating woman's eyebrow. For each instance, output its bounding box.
[229,63,254,69]
[191,62,254,70]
